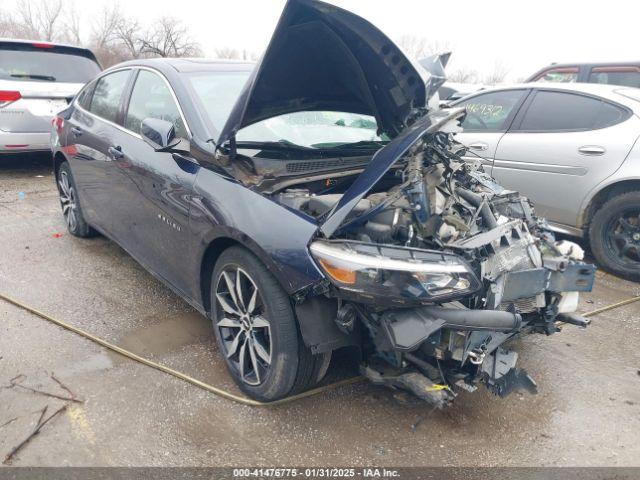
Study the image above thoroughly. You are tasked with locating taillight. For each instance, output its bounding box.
[31,42,54,49]
[0,91,21,108]
[52,116,64,133]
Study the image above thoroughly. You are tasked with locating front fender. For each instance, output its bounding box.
[189,168,325,296]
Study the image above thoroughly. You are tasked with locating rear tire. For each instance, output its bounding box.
[589,191,640,282]
[56,161,96,238]
[210,246,330,401]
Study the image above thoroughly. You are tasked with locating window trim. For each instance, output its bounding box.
[75,67,136,136]
[509,88,633,134]
[74,66,192,141]
[85,68,133,126]
[450,88,531,133]
[123,67,191,140]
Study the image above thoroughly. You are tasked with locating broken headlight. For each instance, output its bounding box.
[310,241,480,305]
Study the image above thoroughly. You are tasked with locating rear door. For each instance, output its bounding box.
[492,89,639,226]
[453,89,529,173]
[65,69,133,234]
[0,41,101,138]
[111,68,198,294]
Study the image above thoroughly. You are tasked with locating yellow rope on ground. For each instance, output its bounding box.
[0,292,362,406]
[1,291,638,406]
[582,295,640,318]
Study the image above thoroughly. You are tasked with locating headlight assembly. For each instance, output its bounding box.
[310,241,480,305]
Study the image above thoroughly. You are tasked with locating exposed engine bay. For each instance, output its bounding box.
[273,109,596,408]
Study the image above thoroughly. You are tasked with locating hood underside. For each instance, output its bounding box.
[216,0,429,147]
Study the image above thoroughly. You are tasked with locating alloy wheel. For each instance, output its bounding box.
[605,208,640,267]
[215,267,272,386]
[58,171,78,232]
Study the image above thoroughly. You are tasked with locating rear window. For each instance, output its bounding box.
[0,45,100,83]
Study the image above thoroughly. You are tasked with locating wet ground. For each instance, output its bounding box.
[0,154,639,466]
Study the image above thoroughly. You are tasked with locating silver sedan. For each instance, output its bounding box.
[452,83,640,281]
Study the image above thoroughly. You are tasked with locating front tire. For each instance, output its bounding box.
[57,161,95,238]
[589,191,640,282]
[211,246,329,401]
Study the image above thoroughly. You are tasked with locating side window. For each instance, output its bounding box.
[588,67,640,88]
[88,70,130,123]
[534,67,579,83]
[76,80,95,109]
[456,90,525,132]
[517,91,628,132]
[125,70,187,138]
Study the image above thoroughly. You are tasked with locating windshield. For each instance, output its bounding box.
[186,71,386,149]
[0,49,100,83]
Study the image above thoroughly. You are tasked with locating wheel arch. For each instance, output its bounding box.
[53,151,67,180]
[199,236,242,316]
[582,179,640,234]
[198,229,310,316]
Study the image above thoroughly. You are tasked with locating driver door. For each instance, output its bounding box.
[453,89,530,174]
[110,69,199,296]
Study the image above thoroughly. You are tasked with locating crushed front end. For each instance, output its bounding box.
[300,109,596,407]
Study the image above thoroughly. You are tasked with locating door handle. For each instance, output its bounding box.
[468,142,489,151]
[578,145,606,156]
[107,145,124,159]
[70,126,83,137]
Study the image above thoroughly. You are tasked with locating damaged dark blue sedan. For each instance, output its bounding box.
[50,0,595,406]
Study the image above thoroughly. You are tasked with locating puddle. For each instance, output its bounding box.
[115,311,213,358]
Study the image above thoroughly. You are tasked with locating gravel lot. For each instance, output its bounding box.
[1,154,639,467]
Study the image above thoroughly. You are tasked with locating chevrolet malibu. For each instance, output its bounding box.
[51,0,595,405]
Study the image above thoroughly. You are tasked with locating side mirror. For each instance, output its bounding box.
[141,117,180,151]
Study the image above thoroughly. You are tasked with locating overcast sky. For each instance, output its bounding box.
[3,0,638,81]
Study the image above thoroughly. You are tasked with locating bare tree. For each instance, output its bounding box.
[483,61,509,85]
[448,67,480,84]
[139,17,201,58]
[0,11,17,37]
[397,35,450,60]
[114,16,143,59]
[89,5,122,50]
[214,47,241,59]
[86,5,132,67]
[60,2,82,45]
[15,0,63,41]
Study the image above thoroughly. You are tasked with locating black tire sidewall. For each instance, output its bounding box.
[210,246,300,401]
[589,191,640,282]
[57,161,92,237]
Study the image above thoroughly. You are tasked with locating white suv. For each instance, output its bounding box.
[0,39,100,154]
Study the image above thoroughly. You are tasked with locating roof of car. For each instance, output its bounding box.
[0,37,92,52]
[455,82,640,112]
[534,61,640,69]
[111,57,256,74]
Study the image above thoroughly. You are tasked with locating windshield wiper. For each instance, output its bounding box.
[235,140,314,151]
[314,140,388,150]
[10,74,56,81]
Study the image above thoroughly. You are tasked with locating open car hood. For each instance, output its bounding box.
[216,0,430,147]
[319,108,466,238]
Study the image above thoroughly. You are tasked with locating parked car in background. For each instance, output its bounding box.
[50,0,595,406]
[527,62,640,88]
[0,39,100,155]
[451,83,640,281]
